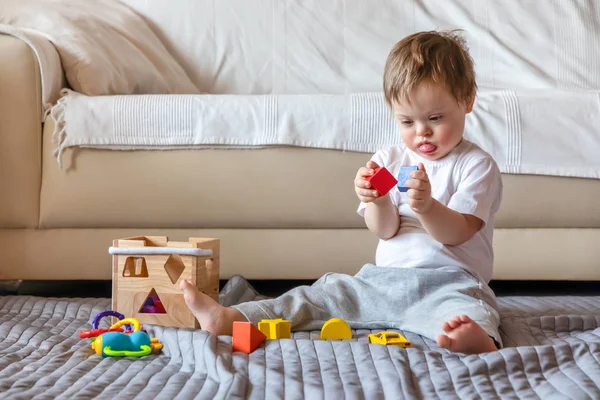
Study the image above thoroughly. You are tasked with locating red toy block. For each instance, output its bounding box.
[365,167,398,196]
[232,321,266,353]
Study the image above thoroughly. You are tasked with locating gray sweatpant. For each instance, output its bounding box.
[232,264,502,346]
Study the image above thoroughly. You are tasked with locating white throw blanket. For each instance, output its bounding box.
[50,88,600,179]
[2,15,600,180]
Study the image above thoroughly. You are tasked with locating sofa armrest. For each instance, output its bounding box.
[0,34,45,228]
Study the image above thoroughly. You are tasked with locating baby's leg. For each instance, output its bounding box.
[435,314,497,354]
[180,279,247,335]
[232,267,394,331]
[402,267,501,354]
[180,272,370,335]
[181,264,409,334]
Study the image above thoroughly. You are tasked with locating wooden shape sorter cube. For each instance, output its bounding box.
[110,236,220,329]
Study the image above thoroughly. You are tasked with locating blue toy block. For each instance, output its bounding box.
[397,166,418,192]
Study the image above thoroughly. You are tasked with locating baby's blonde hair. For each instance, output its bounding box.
[383,30,476,106]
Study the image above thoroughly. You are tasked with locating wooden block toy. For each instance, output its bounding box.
[397,166,418,192]
[258,319,291,339]
[320,318,352,340]
[365,167,397,196]
[110,236,220,329]
[232,321,266,353]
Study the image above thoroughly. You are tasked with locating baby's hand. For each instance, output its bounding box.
[405,163,433,213]
[354,160,382,203]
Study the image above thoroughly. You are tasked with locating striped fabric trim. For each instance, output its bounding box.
[350,92,397,147]
[473,0,495,87]
[264,95,278,142]
[501,90,521,174]
[553,0,600,89]
[113,95,195,140]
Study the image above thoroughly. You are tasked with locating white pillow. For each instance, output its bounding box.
[0,0,200,95]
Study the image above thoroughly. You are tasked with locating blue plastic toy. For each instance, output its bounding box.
[89,317,163,357]
[397,166,418,192]
[91,331,161,357]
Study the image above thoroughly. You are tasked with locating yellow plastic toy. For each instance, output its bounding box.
[258,319,291,339]
[368,331,412,348]
[320,318,352,340]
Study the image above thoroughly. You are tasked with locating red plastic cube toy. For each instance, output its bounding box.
[365,167,398,196]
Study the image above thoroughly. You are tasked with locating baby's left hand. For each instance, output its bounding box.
[405,163,433,214]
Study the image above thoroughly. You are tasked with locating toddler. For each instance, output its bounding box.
[181,30,503,354]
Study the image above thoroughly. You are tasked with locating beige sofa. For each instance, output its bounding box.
[1,33,600,282]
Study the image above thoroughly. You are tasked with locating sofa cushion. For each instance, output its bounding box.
[0,35,42,228]
[0,0,199,96]
[40,118,600,230]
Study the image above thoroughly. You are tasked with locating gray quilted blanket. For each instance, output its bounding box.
[1,276,599,399]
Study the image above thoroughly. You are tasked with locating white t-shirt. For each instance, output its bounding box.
[357,139,503,283]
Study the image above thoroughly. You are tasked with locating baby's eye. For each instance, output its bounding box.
[401,120,413,126]
[429,115,442,122]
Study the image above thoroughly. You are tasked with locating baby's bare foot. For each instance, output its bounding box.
[435,315,498,354]
[180,279,246,335]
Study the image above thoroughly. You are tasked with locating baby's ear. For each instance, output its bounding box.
[465,93,476,113]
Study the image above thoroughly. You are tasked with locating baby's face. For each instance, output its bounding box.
[392,82,473,160]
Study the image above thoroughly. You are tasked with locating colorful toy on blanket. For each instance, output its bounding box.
[231,319,291,354]
[368,331,412,348]
[258,318,291,339]
[79,310,132,339]
[90,318,163,357]
[80,311,162,357]
[397,166,418,192]
[230,317,412,354]
[232,317,355,354]
[320,318,352,340]
[232,321,266,353]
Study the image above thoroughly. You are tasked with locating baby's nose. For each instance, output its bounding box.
[416,126,432,137]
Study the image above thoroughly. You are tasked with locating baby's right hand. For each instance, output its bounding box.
[354,160,382,203]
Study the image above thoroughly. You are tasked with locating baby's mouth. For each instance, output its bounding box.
[418,142,437,154]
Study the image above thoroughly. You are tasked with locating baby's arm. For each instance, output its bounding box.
[355,160,400,240]
[406,158,501,246]
[364,197,401,240]
[418,201,482,246]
